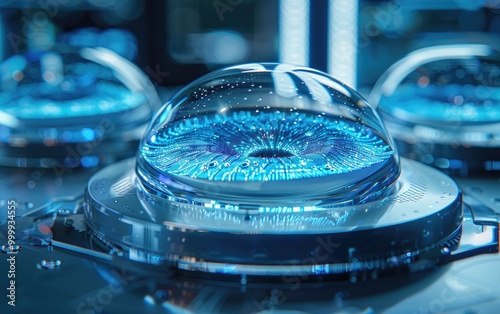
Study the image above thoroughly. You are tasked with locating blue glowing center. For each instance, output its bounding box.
[142,110,394,182]
[1,81,145,119]
[383,84,500,122]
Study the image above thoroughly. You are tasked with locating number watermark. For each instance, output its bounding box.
[4,200,18,307]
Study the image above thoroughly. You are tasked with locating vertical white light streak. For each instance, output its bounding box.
[328,0,358,88]
[279,0,310,66]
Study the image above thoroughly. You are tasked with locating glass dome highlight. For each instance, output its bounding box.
[370,45,500,174]
[137,63,400,208]
[0,46,159,167]
[84,64,465,277]
[370,44,500,141]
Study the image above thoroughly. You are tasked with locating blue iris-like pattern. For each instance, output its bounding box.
[0,80,145,119]
[142,110,394,182]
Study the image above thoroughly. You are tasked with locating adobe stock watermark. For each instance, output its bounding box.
[412,257,500,314]
[213,0,243,21]
[4,200,19,307]
[74,268,137,314]
[412,280,464,314]
[358,0,422,49]
[253,235,341,312]
[144,63,170,86]
[8,0,67,53]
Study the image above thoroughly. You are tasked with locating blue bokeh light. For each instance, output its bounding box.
[0,81,145,119]
[81,156,100,168]
[80,128,96,141]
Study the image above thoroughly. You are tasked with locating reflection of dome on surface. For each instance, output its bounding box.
[370,45,500,174]
[137,63,400,208]
[0,47,159,168]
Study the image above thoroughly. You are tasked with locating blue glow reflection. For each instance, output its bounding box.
[143,110,394,182]
[137,63,399,207]
[381,82,500,122]
[0,49,148,120]
[0,81,145,119]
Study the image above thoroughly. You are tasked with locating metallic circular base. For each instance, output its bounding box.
[382,117,500,176]
[84,158,462,277]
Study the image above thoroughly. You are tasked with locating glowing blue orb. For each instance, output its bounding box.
[0,47,159,168]
[142,110,393,181]
[0,50,146,120]
[0,81,145,119]
[0,48,157,148]
[373,45,500,125]
[382,83,500,122]
[137,64,400,208]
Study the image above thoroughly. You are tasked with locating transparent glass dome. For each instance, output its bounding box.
[84,64,466,277]
[0,46,159,167]
[370,44,500,145]
[137,63,400,209]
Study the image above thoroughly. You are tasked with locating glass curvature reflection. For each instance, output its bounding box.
[0,46,160,168]
[137,63,400,209]
[370,44,500,174]
[82,63,473,278]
